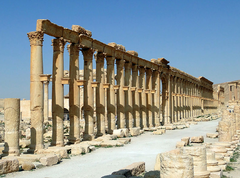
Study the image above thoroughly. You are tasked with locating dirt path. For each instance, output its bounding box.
[5,119,220,178]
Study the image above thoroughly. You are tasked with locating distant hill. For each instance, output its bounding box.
[213,79,240,105]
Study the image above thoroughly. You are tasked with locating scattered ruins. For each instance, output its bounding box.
[0,19,240,177]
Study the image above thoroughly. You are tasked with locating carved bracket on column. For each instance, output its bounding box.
[61,78,70,85]
[123,86,129,91]
[130,87,136,91]
[114,85,120,90]
[40,74,51,82]
[145,89,150,94]
[151,90,156,93]
[91,82,99,88]
[103,83,110,89]
[77,80,86,86]
[138,88,143,93]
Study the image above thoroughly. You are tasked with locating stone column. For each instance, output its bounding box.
[43,80,50,122]
[132,64,140,128]
[166,75,172,124]
[153,70,160,127]
[106,55,116,133]
[229,85,232,101]
[68,43,80,143]
[175,78,179,122]
[125,62,133,128]
[235,84,238,101]
[3,98,20,156]
[51,38,65,146]
[139,67,147,128]
[95,52,105,136]
[116,59,125,129]
[27,31,44,153]
[82,48,94,141]
[146,68,153,127]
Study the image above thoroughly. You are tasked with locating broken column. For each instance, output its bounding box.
[3,98,20,156]
[181,146,210,178]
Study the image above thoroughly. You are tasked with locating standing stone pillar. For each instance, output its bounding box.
[106,55,116,133]
[82,48,94,141]
[146,68,153,127]
[39,74,51,123]
[166,75,172,124]
[139,67,147,128]
[153,70,160,127]
[125,62,133,128]
[27,31,44,153]
[132,64,140,127]
[95,52,105,136]
[51,38,66,146]
[3,98,20,156]
[172,77,176,123]
[116,59,125,129]
[68,43,80,143]
[229,85,232,101]
[175,78,179,122]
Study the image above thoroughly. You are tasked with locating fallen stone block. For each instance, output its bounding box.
[19,139,31,148]
[113,129,125,138]
[22,161,35,171]
[181,137,190,146]
[176,141,185,148]
[153,129,165,135]
[112,162,145,177]
[118,138,131,144]
[71,146,85,155]
[40,155,59,166]
[32,162,44,169]
[39,147,69,159]
[130,127,140,136]
[122,128,130,137]
[101,140,124,147]
[206,133,218,138]
[176,125,186,129]
[191,136,204,143]
[15,154,43,165]
[0,157,19,174]
[165,124,176,130]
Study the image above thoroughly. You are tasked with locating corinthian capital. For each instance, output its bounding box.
[27,31,44,46]
[52,38,66,53]
[67,43,80,56]
[81,48,94,61]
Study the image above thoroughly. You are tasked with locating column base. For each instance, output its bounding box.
[68,137,81,144]
[2,148,20,156]
[51,141,64,147]
[83,134,95,141]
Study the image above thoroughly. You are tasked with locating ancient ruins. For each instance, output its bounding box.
[1,19,240,177]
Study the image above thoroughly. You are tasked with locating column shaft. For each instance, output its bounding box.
[132,65,140,127]
[139,67,147,128]
[125,62,133,128]
[27,31,44,153]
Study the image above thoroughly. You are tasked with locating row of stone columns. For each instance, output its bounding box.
[27,29,216,152]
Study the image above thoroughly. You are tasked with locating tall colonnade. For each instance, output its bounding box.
[27,19,217,152]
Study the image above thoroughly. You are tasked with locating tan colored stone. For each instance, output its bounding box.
[40,155,59,166]
[206,133,218,138]
[19,139,31,148]
[0,157,19,174]
[113,129,125,138]
[127,51,138,57]
[112,162,145,177]
[118,138,131,144]
[176,141,186,148]
[158,152,194,178]
[191,136,204,143]
[22,161,35,171]
[100,140,124,147]
[181,137,190,146]
[153,129,165,135]
[130,127,140,136]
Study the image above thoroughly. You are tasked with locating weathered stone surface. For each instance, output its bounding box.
[39,155,59,166]
[113,129,125,138]
[72,25,92,37]
[112,162,145,177]
[38,147,69,159]
[158,152,194,178]
[181,137,190,146]
[15,154,43,165]
[0,157,19,174]
[127,51,138,57]
[191,136,204,143]
[26,128,31,139]
[101,140,124,147]
[154,129,166,135]
[176,141,186,148]
[19,139,31,148]
[22,161,35,171]
[181,146,210,178]
[102,175,126,178]
[206,133,218,138]
[165,124,176,130]
[130,128,140,136]
[118,138,131,144]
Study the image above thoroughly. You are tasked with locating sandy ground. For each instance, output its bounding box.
[5,119,220,178]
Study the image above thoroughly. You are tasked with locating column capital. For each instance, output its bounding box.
[81,48,94,61]
[132,64,138,72]
[124,62,132,70]
[146,68,153,75]
[27,31,44,46]
[116,59,125,69]
[67,43,80,55]
[94,51,105,63]
[52,38,66,53]
[139,66,146,74]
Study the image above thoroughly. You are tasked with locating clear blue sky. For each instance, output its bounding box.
[0,0,239,99]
